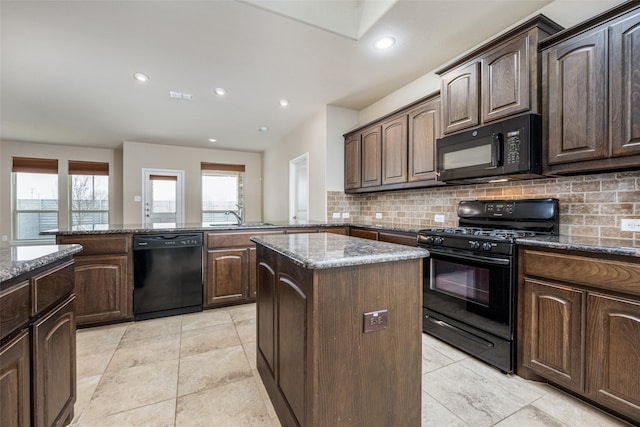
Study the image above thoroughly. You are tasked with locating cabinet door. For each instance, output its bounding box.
[205,248,247,306]
[344,133,361,190]
[277,274,308,426]
[482,35,530,123]
[248,247,257,299]
[522,278,585,392]
[609,10,640,157]
[408,97,440,182]
[0,330,30,427]
[586,293,640,421]
[545,28,608,165]
[73,255,131,326]
[441,62,479,134]
[256,260,276,375]
[381,115,408,185]
[32,296,76,427]
[361,125,382,187]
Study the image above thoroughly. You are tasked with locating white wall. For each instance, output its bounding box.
[0,140,122,240]
[326,105,360,191]
[263,110,328,221]
[121,141,263,224]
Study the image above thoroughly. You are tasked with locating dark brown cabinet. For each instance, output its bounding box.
[205,230,285,308]
[382,116,408,185]
[255,240,422,426]
[542,3,640,174]
[32,296,76,427]
[438,16,562,135]
[350,227,417,247]
[408,97,441,183]
[361,125,382,188]
[344,94,442,193]
[57,234,132,326]
[344,133,361,190]
[0,257,77,427]
[441,62,479,133]
[0,330,30,427]
[518,246,640,423]
[206,248,248,306]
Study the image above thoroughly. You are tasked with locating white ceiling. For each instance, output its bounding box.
[1,0,557,152]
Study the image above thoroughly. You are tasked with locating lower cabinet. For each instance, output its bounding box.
[32,296,76,427]
[519,247,640,423]
[0,257,77,427]
[57,234,132,326]
[205,248,248,305]
[0,330,31,427]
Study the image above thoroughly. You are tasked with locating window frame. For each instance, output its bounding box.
[201,163,245,225]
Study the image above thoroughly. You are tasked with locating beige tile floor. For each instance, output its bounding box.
[70,303,631,427]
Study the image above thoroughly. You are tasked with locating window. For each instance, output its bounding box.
[69,161,109,229]
[12,157,59,240]
[201,163,245,224]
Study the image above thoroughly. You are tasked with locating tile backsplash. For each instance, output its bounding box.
[327,170,640,243]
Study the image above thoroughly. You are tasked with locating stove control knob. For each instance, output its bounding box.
[482,242,493,251]
[469,240,480,250]
[425,236,434,244]
[434,237,445,245]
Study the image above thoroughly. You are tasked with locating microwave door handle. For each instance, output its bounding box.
[493,133,503,166]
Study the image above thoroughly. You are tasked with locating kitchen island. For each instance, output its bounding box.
[1,243,82,427]
[250,232,429,427]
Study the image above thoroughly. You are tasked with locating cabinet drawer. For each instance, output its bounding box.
[207,230,285,248]
[57,234,130,255]
[0,281,30,341]
[523,249,640,297]
[350,228,379,240]
[378,232,417,247]
[31,260,74,316]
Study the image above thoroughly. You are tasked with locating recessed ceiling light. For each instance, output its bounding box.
[208,138,217,143]
[258,126,269,132]
[279,99,289,107]
[133,72,149,82]
[214,87,226,96]
[374,36,396,50]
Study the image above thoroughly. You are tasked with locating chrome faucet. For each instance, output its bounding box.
[225,209,242,225]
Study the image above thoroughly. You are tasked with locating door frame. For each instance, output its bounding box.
[289,153,309,222]
[141,168,185,226]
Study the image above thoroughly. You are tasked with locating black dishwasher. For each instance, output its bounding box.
[133,233,203,321]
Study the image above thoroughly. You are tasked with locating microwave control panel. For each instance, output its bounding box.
[505,129,522,165]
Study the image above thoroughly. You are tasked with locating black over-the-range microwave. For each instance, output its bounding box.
[436,113,543,184]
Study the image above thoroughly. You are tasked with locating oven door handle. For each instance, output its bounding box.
[426,249,510,266]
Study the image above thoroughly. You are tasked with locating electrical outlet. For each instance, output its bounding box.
[621,219,640,232]
[434,214,445,223]
[332,212,340,219]
[375,213,382,219]
[363,310,388,333]
[342,212,350,219]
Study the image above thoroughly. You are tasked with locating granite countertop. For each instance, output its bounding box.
[516,235,640,258]
[0,244,83,282]
[42,220,343,235]
[250,233,429,269]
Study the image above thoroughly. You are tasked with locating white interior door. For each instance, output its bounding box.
[142,169,184,226]
[289,153,309,222]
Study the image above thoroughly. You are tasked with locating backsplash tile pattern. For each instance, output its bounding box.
[327,171,640,243]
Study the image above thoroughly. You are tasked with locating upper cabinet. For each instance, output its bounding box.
[438,15,563,135]
[344,94,441,193]
[542,2,640,174]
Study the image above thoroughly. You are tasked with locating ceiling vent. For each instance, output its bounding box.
[169,91,192,100]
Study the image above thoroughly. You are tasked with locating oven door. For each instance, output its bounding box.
[423,248,513,340]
